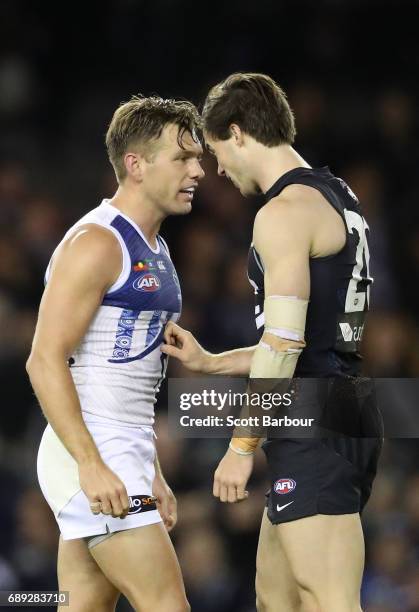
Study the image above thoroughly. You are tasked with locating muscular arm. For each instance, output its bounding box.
[254,196,310,344]
[214,197,312,502]
[162,200,311,375]
[26,224,128,516]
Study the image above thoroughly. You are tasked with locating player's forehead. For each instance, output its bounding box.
[160,122,203,156]
[203,132,223,155]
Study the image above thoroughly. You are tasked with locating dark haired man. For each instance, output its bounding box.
[27,95,204,612]
[163,73,381,612]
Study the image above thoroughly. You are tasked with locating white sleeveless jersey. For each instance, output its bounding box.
[45,200,181,426]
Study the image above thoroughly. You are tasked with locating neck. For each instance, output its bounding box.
[108,183,164,249]
[252,145,311,194]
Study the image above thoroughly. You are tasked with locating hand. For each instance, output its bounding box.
[78,458,130,519]
[152,473,177,532]
[213,448,254,503]
[161,321,212,373]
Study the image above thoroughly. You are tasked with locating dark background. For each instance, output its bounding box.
[0,1,418,610]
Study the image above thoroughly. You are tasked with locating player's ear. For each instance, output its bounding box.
[229,124,244,146]
[124,151,146,182]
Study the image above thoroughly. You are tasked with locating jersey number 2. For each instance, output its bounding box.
[343,209,371,312]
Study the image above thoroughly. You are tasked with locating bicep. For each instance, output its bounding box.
[263,250,310,299]
[254,206,311,300]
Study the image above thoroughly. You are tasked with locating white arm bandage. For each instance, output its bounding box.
[230,296,309,455]
[249,295,308,379]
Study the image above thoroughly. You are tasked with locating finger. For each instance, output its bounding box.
[165,497,177,528]
[100,498,113,515]
[161,343,183,358]
[166,514,176,532]
[89,500,102,515]
[165,321,184,344]
[227,485,238,504]
[219,485,228,503]
[157,497,169,523]
[169,501,177,526]
[213,477,220,498]
[163,322,176,344]
[120,489,130,518]
[109,494,124,518]
[236,485,249,502]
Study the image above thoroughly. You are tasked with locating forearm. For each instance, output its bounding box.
[27,354,101,465]
[205,345,257,375]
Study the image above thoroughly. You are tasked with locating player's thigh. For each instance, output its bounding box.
[256,509,300,612]
[90,523,189,612]
[57,536,120,612]
[277,512,364,610]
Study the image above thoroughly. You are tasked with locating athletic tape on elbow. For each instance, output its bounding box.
[250,296,308,379]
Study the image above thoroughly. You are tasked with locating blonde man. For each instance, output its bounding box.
[27,95,204,612]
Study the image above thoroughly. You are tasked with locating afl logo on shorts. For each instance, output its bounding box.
[128,495,157,514]
[274,478,296,495]
[133,273,161,292]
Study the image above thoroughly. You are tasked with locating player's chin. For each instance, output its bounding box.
[239,181,259,197]
[171,200,192,216]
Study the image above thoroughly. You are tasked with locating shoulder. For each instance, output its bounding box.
[51,223,122,287]
[61,223,121,258]
[254,192,312,246]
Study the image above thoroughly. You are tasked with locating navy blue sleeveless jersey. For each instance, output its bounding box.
[248,167,372,377]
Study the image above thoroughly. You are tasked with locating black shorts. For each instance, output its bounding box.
[263,436,383,524]
[262,377,384,525]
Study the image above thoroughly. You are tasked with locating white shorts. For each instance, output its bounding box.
[37,417,162,540]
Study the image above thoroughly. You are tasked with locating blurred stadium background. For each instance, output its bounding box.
[0,0,418,610]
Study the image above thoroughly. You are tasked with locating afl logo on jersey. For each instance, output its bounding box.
[274,478,296,495]
[133,273,161,292]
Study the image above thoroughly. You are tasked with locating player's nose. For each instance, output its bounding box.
[191,160,205,181]
[197,161,205,180]
[217,163,226,177]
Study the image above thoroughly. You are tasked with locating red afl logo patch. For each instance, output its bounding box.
[274,478,296,495]
[133,273,161,292]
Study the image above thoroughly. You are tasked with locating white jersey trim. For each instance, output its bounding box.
[158,234,171,257]
[104,225,131,294]
[101,200,161,255]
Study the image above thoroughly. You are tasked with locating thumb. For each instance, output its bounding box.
[157,495,170,523]
[165,514,176,532]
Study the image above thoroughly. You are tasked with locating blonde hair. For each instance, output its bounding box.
[106,95,201,182]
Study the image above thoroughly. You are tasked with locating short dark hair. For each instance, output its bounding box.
[106,95,201,182]
[202,72,296,146]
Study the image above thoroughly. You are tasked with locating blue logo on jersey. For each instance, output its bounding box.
[111,309,140,359]
[133,273,161,292]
